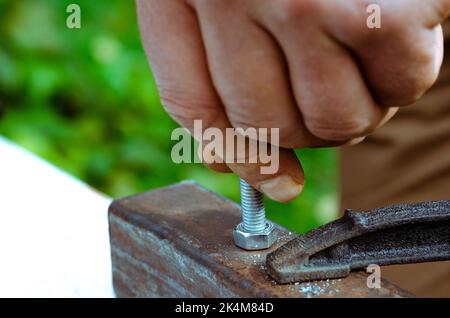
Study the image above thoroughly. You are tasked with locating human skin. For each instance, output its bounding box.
[136,0,450,202]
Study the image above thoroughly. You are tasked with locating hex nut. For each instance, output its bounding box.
[233,222,276,251]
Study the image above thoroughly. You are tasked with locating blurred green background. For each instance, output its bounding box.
[0,0,338,233]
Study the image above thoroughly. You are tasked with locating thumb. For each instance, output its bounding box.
[226,147,305,203]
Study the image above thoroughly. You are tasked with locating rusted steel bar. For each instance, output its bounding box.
[109,181,413,298]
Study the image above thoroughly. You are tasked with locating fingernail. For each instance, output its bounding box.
[258,175,303,203]
[345,136,366,146]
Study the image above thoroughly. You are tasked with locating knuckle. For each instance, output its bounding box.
[376,55,438,106]
[378,87,427,107]
[414,55,440,94]
[365,24,440,106]
[306,116,372,141]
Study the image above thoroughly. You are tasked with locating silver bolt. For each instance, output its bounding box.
[233,179,276,250]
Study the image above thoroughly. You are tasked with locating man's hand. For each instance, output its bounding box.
[136,0,450,202]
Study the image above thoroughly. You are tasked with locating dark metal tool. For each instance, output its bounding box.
[267,200,450,284]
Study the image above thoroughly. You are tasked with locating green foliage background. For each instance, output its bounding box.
[0,0,338,233]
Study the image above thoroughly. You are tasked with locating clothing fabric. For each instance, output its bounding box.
[340,20,450,297]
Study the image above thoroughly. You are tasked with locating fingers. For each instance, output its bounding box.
[200,127,305,202]
[253,6,388,141]
[357,23,443,107]
[191,1,324,149]
[137,0,439,202]
[136,0,221,132]
[231,147,304,203]
[289,33,387,141]
[137,0,304,202]
[320,0,446,106]
[137,0,232,175]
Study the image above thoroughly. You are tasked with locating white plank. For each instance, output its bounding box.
[0,136,114,297]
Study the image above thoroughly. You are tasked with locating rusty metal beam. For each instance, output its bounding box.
[109,181,413,298]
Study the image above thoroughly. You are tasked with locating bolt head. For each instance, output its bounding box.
[233,222,276,250]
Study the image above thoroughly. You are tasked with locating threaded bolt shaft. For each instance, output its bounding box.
[240,179,267,233]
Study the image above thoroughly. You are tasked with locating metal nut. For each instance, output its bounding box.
[233,222,276,251]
